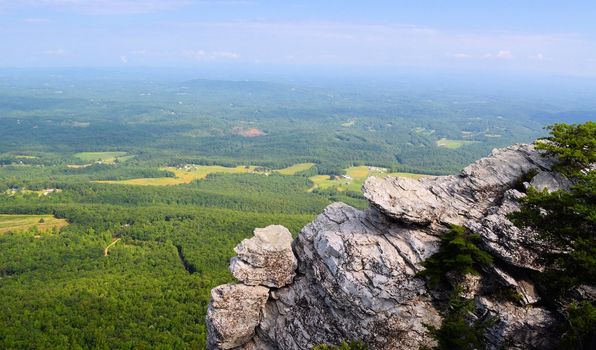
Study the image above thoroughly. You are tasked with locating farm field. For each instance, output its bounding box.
[436,138,480,149]
[95,163,426,191]
[274,163,315,175]
[0,214,68,234]
[309,166,429,192]
[74,151,131,164]
[96,163,318,186]
[95,165,261,186]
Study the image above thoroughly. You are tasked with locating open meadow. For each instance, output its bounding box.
[0,214,68,234]
[436,138,480,149]
[74,152,132,164]
[309,165,429,192]
[95,163,317,186]
[95,165,261,186]
[274,163,316,175]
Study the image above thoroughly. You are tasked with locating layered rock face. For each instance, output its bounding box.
[207,144,564,350]
[230,225,297,288]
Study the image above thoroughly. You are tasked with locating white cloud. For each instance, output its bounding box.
[3,15,595,75]
[496,50,513,59]
[166,21,578,62]
[212,51,239,59]
[447,52,472,59]
[182,49,239,61]
[120,55,128,63]
[127,48,239,62]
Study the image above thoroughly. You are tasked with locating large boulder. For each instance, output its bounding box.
[256,203,442,350]
[206,284,270,350]
[230,225,297,288]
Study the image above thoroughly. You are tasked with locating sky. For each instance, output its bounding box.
[1,0,595,77]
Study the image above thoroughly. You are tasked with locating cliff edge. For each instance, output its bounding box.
[206,144,570,350]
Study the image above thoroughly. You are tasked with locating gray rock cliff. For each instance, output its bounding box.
[206,144,564,350]
[230,225,297,288]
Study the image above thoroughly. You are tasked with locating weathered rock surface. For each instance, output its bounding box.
[528,170,572,192]
[363,144,553,227]
[206,144,565,350]
[470,189,546,271]
[478,297,559,350]
[257,204,442,350]
[230,225,297,288]
[364,145,554,271]
[207,284,270,349]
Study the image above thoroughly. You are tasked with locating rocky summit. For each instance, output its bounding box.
[206,144,566,350]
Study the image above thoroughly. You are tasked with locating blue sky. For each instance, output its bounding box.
[1,0,595,76]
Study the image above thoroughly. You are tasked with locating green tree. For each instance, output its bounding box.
[510,121,595,349]
[536,121,596,173]
[509,173,595,297]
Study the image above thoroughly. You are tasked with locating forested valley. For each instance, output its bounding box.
[0,74,594,348]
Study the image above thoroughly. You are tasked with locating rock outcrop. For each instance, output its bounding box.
[207,225,297,350]
[230,225,297,288]
[207,144,565,350]
[207,284,270,349]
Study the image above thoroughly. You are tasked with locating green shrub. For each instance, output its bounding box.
[491,286,524,304]
[558,301,596,350]
[536,121,596,173]
[417,225,493,287]
[423,286,496,350]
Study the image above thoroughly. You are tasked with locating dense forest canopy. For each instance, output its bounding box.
[2,73,593,174]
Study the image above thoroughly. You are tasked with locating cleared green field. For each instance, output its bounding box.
[96,163,426,190]
[97,163,319,186]
[96,165,260,186]
[275,163,315,175]
[413,127,435,136]
[309,166,429,192]
[308,175,351,191]
[0,214,68,234]
[74,151,130,164]
[116,155,136,162]
[436,138,479,149]
[346,166,371,178]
